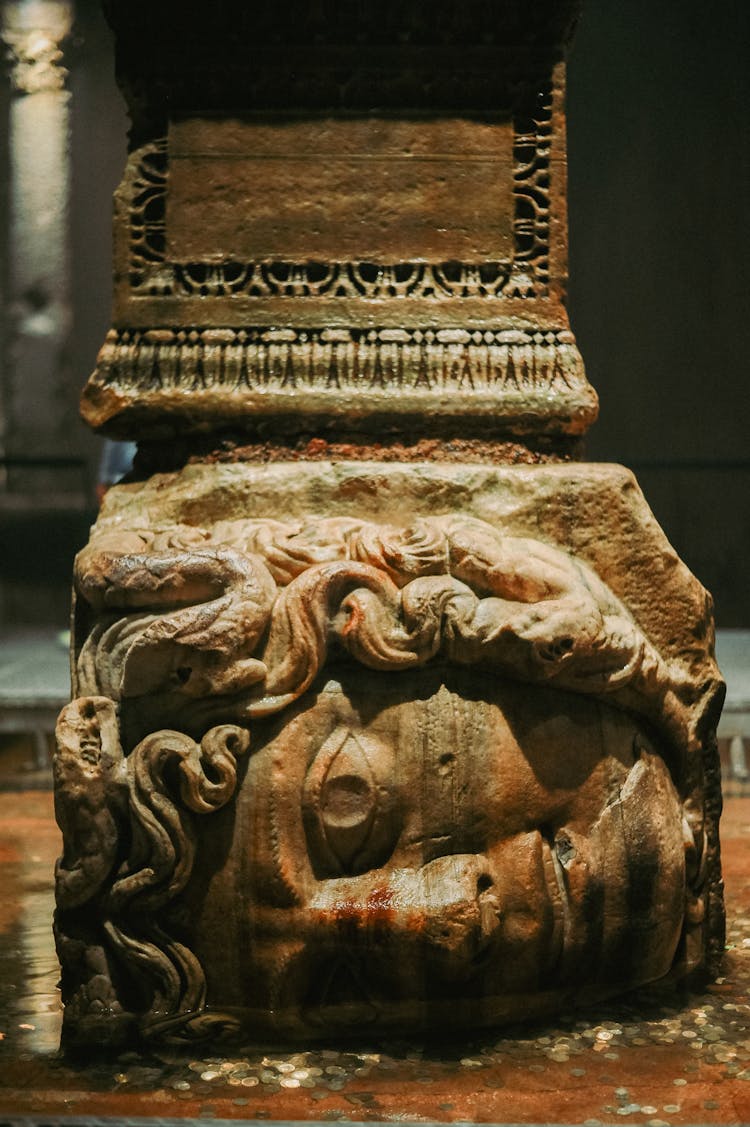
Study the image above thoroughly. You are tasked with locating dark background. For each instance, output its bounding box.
[568,0,750,628]
[1,0,748,627]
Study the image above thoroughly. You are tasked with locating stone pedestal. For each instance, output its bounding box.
[81,0,596,449]
[54,1,724,1048]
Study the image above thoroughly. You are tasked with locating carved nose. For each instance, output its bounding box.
[415,854,502,965]
[306,853,501,975]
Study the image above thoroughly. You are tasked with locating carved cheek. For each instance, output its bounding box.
[594,751,686,983]
[303,726,400,878]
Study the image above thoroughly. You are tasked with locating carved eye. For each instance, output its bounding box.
[303,727,399,878]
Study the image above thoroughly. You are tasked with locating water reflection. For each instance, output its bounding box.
[2,785,750,1125]
[0,789,63,1058]
[17,882,63,1053]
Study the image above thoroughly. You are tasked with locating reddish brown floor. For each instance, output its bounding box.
[1,779,749,1124]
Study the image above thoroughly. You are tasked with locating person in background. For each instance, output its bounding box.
[96,439,136,505]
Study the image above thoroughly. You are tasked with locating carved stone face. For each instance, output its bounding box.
[191,667,687,1035]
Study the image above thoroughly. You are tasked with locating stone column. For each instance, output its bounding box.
[53,0,724,1048]
[1,0,73,493]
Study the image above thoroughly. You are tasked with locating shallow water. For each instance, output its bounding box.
[2,784,750,1124]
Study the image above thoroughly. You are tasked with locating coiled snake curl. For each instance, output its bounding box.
[55,715,250,1040]
[73,513,692,750]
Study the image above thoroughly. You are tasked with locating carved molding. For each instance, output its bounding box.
[81,69,602,439]
[93,326,585,398]
[80,39,597,437]
[126,89,551,301]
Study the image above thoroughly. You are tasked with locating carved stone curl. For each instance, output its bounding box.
[55,701,249,1044]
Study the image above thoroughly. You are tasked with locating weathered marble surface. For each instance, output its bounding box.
[56,1,723,1050]
[54,462,724,1045]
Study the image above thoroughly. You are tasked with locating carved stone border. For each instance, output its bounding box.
[83,324,596,437]
[125,82,552,303]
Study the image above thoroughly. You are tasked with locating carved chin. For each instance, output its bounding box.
[186,668,687,1034]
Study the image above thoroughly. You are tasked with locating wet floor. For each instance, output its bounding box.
[2,765,750,1123]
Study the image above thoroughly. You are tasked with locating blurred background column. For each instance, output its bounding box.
[0,0,127,627]
[1,0,74,496]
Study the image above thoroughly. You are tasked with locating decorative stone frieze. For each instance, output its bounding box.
[81,0,597,442]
